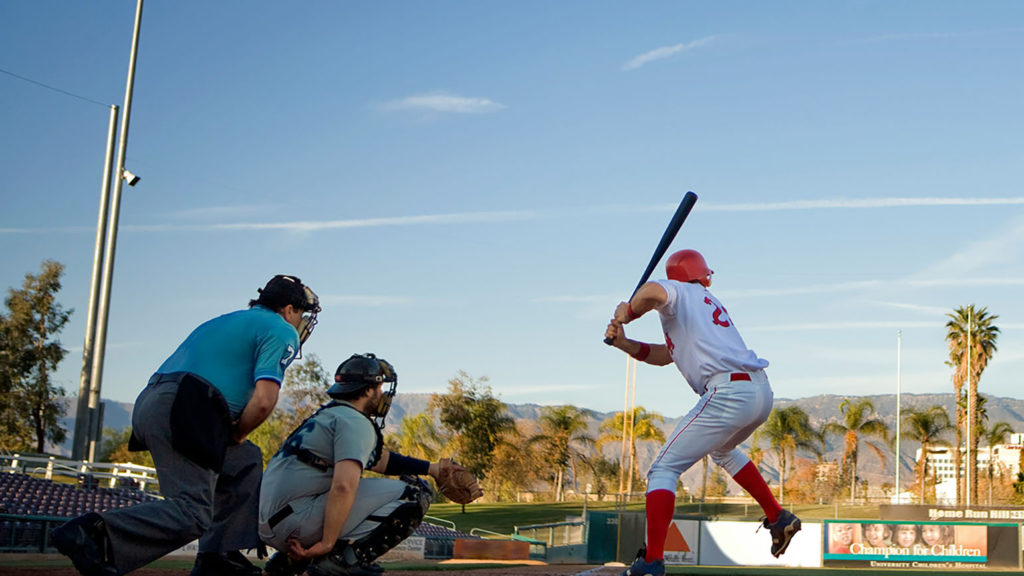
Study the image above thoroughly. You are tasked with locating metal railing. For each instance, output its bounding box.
[0,454,159,492]
[514,519,585,547]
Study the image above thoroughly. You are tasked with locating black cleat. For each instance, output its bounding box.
[51,513,117,576]
[190,551,263,576]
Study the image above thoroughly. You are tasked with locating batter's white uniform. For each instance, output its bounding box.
[645,279,773,494]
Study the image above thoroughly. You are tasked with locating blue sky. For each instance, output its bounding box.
[2,1,1023,418]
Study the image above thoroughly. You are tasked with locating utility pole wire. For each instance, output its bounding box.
[0,67,109,108]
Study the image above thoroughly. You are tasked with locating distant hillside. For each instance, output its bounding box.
[56,392,1024,494]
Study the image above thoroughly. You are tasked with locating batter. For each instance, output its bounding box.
[605,249,801,576]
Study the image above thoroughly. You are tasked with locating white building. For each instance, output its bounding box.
[911,434,1022,505]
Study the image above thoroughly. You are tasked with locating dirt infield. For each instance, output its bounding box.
[0,555,610,576]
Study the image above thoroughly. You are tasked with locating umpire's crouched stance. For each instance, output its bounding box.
[259,354,480,576]
[52,275,320,576]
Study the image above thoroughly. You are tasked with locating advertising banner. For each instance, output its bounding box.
[881,504,1024,523]
[823,519,1020,570]
[662,519,699,566]
[699,520,822,567]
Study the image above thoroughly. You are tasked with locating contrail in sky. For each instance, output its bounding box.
[3,198,1023,234]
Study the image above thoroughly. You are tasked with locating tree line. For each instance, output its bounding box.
[3,261,1022,506]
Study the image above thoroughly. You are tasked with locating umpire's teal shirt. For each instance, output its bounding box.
[157,305,300,418]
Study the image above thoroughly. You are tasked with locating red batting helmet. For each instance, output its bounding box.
[666,250,713,287]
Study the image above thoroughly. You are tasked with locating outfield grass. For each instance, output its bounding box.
[425,500,882,536]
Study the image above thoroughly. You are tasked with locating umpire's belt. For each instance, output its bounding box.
[268,504,294,529]
[148,372,184,386]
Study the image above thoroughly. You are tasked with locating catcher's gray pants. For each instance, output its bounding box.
[99,378,262,574]
[259,477,413,551]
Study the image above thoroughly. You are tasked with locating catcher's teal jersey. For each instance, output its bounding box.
[259,402,379,521]
[156,305,299,417]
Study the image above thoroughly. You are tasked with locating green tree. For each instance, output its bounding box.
[430,371,514,506]
[579,453,621,501]
[822,398,890,504]
[98,427,154,467]
[981,420,1014,505]
[901,405,954,505]
[385,413,443,461]
[752,405,822,504]
[250,354,331,468]
[0,260,73,453]
[485,429,539,502]
[597,406,665,499]
[946,304,1000,505]
[527,405,595,501]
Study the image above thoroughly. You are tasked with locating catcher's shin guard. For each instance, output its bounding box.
[350,498,425,563]
[309,479,431,575]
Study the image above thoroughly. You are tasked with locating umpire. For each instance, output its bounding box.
[52,275,321,576]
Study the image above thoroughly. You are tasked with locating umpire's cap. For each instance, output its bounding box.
[328,353,397,397]
[250,275,320,313]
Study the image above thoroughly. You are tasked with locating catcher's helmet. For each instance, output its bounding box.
[666,249,713,287]
[328,353,397,425]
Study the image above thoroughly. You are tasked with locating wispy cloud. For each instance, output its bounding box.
[912,219,1024,278]
[623,36,717,71]
[166,205,282,221]
[122,210,537,233]
[868,301,952,316]
[720,277,1024,300]
[531,295,610,304]
[378,92,506,114]
[857,28,1024,44]
[745,321,938,332]
[698,197,1024,212]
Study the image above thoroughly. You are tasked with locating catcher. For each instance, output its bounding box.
[258,353,482,576]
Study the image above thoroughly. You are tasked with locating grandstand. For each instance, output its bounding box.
[0,453,479,557]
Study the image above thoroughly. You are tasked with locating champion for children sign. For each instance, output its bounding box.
[822,520,1020,570]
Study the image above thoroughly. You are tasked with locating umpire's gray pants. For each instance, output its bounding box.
[99,379,262,574]
[259,477,409,551]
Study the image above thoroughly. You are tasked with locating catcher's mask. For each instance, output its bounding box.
[328,353,397,427]
[666,249,713,287]
[253,275,321,350]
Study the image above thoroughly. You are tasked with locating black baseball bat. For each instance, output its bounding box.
[604,191,698,345]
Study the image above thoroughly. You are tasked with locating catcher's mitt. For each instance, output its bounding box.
[435,458,483,504]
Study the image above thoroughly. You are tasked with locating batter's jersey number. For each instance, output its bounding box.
[703,297,731,328]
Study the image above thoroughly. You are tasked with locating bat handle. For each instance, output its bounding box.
[603,336,615,346]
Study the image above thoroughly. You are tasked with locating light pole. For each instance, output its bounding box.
[72,104,118,461]
[894,330,902,504]
[73,0,145,461]
[966,307,972,508]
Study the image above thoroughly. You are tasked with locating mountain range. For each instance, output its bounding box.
[57,391,1024,494]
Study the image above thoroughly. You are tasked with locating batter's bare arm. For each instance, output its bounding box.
[614,282,669,323]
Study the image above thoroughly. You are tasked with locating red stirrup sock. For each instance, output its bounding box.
[644,489,676,562]
[732,461,782,523]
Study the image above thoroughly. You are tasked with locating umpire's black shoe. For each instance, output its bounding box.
[263,551,310,576]
[51,512,118,576]
[190,551,263,576]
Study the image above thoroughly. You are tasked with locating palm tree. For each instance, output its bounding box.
[751,405,822,504]
[901,405,954,504]
[597,407,665,500]
[822,399,890,504]
[946,304,1000,505]
[528,405,595,501]
[981,420,1014,505]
